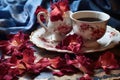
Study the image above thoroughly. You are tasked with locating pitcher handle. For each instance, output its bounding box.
[37,11,48,32]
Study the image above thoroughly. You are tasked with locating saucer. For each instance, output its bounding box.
[30,26,120,54]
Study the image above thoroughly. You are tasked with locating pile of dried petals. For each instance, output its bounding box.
[0,32,51,80]
[55,33,120,79]
[56,34,83,53]
[0,31,120,80]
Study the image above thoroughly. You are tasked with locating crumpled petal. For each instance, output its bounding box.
[56,34,83,53]
[95,51,119,73]
[66,54,94,75]
[49,55,79,76]
[50,0,70,21]
[58,0,70,12]
[0,31,33,56]
[50,3,63,21]
[29,58,50,74]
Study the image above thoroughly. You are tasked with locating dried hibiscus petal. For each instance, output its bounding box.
[50,55,79,76]
[58,0,70,12]
[0,57,24,80]
[52,65,78,77]
[0,31,33,56]
[49,56,71,69]
[9,55,27,74]
[50,0,70,22]
[0,31,36,79]
[29,58,50,74]
[35,0,70,22]
[95,51,119,73]
[0,40,12,54]
[50,3,63,21]
[22,48,35,64]
[66,54,94,75]
[56,34,83,53]
[49,56,62,69]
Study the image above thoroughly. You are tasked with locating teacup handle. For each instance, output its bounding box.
[37,11,48,32]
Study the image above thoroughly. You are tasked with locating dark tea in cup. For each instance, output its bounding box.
[77,17,102,22]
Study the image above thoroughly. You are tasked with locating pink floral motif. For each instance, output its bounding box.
[80,23,94,32]
[39,37,49,43]
[91,27,105,40]
[79,23,105,40]
[55,25,72,34]
[109,32,116,38]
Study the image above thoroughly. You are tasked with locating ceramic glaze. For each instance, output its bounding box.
[37,11,72,42]
[70,11,110,42]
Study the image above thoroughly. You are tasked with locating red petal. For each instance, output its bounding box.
[50,4,63,21]
[49,57,62,68]
[96,51,119,71]
[3,75,13,80]
[0,31,30,57]
[66,54,94,75]
[0,41,13,54]
[49,56,69,69]
[22,49,35,64]
[58,0,70,12]
[0,58,23,80]
[29,58,50,73]
[56,34,83,53]
[51,55,79,76]
[53,66,78,77]
[0,31,32,56]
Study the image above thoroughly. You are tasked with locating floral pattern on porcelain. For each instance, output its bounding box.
[37,11,73,42]
[73,23,106,41]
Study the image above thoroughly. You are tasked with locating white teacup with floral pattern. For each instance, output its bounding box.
[70,10,110,48]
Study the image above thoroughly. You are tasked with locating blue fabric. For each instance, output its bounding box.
[0,0,42,38]
[0,0,120,39]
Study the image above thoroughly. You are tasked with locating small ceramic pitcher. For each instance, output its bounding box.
[37,11,72,42]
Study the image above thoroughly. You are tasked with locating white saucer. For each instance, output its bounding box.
[30,26,120,54]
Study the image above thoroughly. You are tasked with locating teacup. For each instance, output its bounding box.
[37,11,72,42]
[70,10,110,48]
